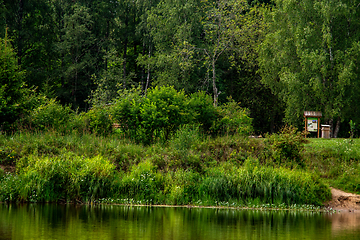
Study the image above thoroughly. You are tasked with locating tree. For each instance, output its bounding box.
[259,0,360,137]
[57,3,95,109]
[199,0,250,106]
[0,37,26,130]
[144,0,202,93]
[1,0,60,95]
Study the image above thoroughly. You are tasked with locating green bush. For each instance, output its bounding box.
[111,86,193,144]
[213,98,253,136]
[110,86,242,144]
[264,125,307,166]
[25,98,74,132]
[84,107,113,135]
[187,91,218,132]
[110,86,144,142]
[139,86,193,143]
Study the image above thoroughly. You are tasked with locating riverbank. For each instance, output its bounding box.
[1,131,359,206]
[326,188,360,212]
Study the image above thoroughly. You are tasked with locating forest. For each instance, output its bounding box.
[1,0,360,137]
[2,0,360,205]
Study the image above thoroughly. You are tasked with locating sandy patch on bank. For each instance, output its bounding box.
[325,187,360,212]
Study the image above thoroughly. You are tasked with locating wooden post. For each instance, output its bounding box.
[305,117,307,138]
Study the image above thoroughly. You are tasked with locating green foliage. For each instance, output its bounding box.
[264,126,307,166]
[0,145,18,165]
[118,160,164,203]
[188,91,218,132]
[0,167,4,180]
[141,86,192,143]
[0,174,21,202]
[2,153,116,202]
[349,120,356,138]
[111,86,220,144]
[83,107,113,135]
[213,98,253,136]
[25,98,74,132]
[303,138,360,194]
[0,131,334,206]
[259,0,360,132]
[169,124,202,165]
[165,169,201,205]
[0,38,26,130]
[110,85,143,141]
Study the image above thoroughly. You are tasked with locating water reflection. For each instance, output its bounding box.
[0,204,360,240]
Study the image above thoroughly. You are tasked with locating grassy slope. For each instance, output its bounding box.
[304,138,360,194]
[2,132,356,204]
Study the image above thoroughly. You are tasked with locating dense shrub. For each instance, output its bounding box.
[110,86,252,144]
[213,98,253,136]
[110,86,144,142]
[111,86,196,144]
[25,98,74,132]
[263,125,307,166]
[187,91,218,132]
[141,86,192,143]
[83,107,113,135]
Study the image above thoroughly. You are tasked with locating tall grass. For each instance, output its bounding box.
[0,131,333,205]
[1,153,115,202]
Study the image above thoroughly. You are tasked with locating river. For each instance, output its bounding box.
[1,204,360,239]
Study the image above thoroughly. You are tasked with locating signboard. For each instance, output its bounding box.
[307,117,318,132]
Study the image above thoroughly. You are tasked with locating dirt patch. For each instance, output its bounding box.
[325,187,360,212]
[0,165,16,174]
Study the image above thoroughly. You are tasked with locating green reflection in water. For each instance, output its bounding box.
[1,204,360,240]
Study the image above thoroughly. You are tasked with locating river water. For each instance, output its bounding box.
[1,204,360,240]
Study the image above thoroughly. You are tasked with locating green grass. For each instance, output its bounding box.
[303,138,360,194]
[2,131,350,205]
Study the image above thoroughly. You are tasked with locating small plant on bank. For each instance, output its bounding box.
[263,125,308,167]
[212,97,253,136]
[349,120,356,138]
[169,124,201,162]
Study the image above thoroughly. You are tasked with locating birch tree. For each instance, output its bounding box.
[259,0,360,137]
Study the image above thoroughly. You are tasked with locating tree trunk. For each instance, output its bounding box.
[328,118,333,138]
[123,14,129,87]
[212,60,218,107]
[145,45,152,93]
[17,0,24,66]
[141,41,146,92]
[333,117,341,138]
